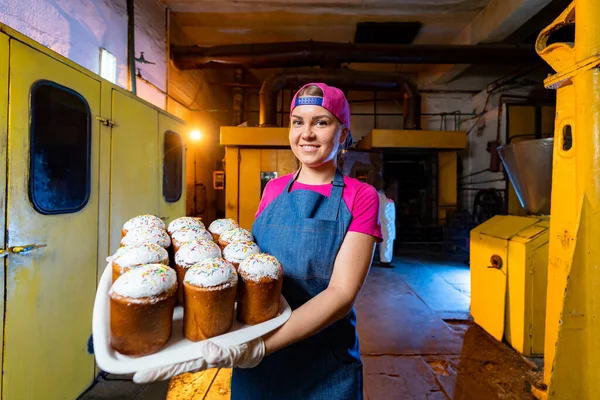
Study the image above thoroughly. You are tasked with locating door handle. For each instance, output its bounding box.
[10,244,47,254]
[0,249,8,258]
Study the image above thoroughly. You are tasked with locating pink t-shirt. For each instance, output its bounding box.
[256,173,383,242]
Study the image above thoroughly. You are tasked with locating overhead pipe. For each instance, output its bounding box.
[172,40,540,70]
[259,68,421,130]
[232,68,245,125]
[126,0,136,94]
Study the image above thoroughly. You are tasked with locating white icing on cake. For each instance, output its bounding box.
[184,258,238,288]
[175,239,222,268]
[123,215,165,232]
[219,228,254,244]
[110,264,176,299]
[238,253,283,282]
[109,244,169,271]
[171,226,213,245]
[120,226,171,248]
[223,241,260,264]
[167,217,205,234]
[208,218,240,235]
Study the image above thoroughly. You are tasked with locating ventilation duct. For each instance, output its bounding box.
[354,22,422,44]
[259,68,421,130]
[172,40,540,70]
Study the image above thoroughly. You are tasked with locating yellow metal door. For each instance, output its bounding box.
[438,151,457,224]
[236,149,296,229]
[276,149,298,177]
[109,91,159,252]
[530,240,549,355]
[0,32,8,395]
[260,149,297,178]
[470,233,508,341]
[5,40,100,399]
[239,149,262,230]
[158,114,186,223]
[470,215,540,342]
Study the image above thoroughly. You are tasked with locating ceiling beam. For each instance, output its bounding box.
[455,0,554,45]
[172,41,539,70]
[423,0,553,86]
[161,0,489,15]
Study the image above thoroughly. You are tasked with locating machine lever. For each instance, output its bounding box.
[10,244,48,254]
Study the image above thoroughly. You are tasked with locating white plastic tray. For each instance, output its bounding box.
[93,263,291,374]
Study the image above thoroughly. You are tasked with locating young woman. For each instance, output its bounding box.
[134,83,382,399]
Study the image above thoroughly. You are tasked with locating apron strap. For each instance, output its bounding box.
[285,168,345,220]
[323,169,345,220]
[285,169,302,193]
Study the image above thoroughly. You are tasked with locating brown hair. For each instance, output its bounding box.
[297,85,324,97]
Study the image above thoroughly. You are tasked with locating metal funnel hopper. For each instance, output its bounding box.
[497,138,554,215]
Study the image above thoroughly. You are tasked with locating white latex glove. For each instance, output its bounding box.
[132,337,265,384]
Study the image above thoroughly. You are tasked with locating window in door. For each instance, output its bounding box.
[29,80,91,214]
[163,131,183,202]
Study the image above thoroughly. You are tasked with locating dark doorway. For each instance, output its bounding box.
[383,151,441,246]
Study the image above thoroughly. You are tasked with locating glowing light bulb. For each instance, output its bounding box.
[190,130,201,141]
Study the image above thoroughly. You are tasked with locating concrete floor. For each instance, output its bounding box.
[79,255,541,400]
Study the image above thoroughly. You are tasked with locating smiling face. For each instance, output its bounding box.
[289,102,348,169]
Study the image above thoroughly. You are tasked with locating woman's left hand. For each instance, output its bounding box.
[132,337,265,383]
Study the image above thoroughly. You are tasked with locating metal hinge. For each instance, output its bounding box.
[96,116,117,128]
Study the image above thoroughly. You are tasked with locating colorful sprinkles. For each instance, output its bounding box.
[238,253,283,282]
[223,241,260,263]
[172,226,213,245]
[219,227,254,244]
[208,218,240,235]
[110,243,169,271]
[123,214,165,232]
[175,239,222,267]
[120,226,171,248]
[110,263,176,299]
[185,257,238,288]
[167,217,205,234]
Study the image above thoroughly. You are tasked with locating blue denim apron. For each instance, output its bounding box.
[231,169,363,400]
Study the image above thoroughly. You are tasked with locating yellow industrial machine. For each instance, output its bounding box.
[535,0,600,398]
[470,137,553,356]
[358,128,467,224]
[471,0,600,397]
[0,23,186,399]
[470,215,549,356]
[222,126,467,231]
[221,127,297,229]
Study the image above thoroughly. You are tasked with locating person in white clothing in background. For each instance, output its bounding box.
[375,177,396,267]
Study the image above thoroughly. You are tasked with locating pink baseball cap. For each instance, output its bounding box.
[290,82,353,149]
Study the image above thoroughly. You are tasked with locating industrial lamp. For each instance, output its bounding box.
[190,129,202,141]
